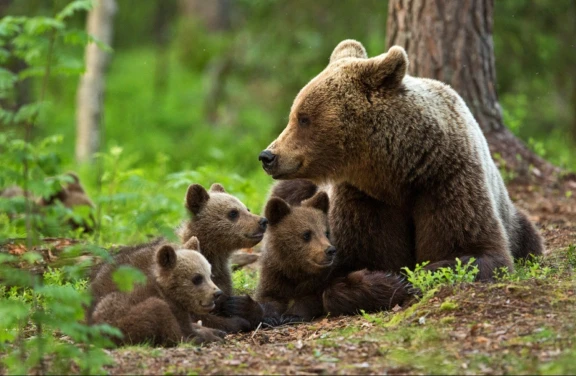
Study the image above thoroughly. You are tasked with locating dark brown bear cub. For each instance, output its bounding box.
[90,237,226,346]
[256,191,334,321]
[223,191,335,324]
[268,180,414,317]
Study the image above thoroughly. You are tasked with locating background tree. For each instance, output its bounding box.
[386,0,560,180]
[75,0,117,164]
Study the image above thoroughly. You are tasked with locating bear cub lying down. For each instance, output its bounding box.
[90,236,226,346]
[89,182,266,342]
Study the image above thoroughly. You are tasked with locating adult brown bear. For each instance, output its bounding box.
[258,39,544,315]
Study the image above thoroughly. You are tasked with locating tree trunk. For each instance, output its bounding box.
[153,0,177,101]
[386,0,559,182]
[75,0,117,164]
[178,0,231,32]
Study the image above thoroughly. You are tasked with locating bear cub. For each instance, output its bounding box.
[177,183,268,296]
[223,190,336,325]
[269,180,415,317]
[176,183,267,332]
[90,237,226,346]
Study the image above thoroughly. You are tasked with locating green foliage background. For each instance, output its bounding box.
[0,0,575,373]
[3,1,575,246]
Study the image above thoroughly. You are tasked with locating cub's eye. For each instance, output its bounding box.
[325,231,330,238]
[302,231,312,242]
[247,208,251,213]
[192,275,204,286]
[298,115,310,127]
[228,209,239,220]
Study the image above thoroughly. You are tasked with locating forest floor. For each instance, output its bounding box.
[106,182,576,375]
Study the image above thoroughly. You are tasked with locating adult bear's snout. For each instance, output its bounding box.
[258,150,277,170]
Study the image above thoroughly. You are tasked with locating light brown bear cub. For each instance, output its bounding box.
[91,237,226,346]
[177,183,267,296]
[177,183,267,331]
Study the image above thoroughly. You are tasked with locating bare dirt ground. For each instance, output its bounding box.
[106,182,576,375]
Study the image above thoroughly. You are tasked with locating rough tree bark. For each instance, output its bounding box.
[386,0,559,181]
[75,0,117,164]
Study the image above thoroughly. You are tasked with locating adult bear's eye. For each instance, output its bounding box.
[228,209,239,220]
[302,231,312,242]
[298,115,310,127]
[192,275,204,286]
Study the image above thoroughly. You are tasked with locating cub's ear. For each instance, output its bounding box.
[64,171,81,185]
[157,245,177,270]
[63,172,86,193]
[303,191,329,215]
[183,236,200,251]
[330,39,368,63]
[358,45,408,89]
[209,183,226,193]
[265,198,291,226]
[185,184,210,215]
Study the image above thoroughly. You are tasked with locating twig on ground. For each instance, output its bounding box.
[251,322,263,340]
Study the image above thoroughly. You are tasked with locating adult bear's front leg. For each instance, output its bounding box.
[412,181,514,281]
[329,183,416,276]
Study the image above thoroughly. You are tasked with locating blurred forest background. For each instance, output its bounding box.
[1,2,575,373]
[1,0,576,244]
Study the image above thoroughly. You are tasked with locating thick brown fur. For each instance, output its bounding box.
[90,237,226,346]
[322,270,414,316]
[269,179,318,206]
[260,40,544,315]
[177,183,267,296]
[235,191,335,323]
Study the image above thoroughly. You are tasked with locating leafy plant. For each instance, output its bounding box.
[494,255,555,282]
[566,244,576,268]
[0,1,125,374]
[402,258,479,295]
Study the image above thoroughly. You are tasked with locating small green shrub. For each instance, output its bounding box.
[566,244,576,268]
[402,258,479,295]
[0,2,125,373]
[494,255,555,282]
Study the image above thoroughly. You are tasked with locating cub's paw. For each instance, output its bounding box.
[262,314,303,327]
[223,316,252,333]
[220,295,264,324]
[322,269,413,316]
[188,326,226,345]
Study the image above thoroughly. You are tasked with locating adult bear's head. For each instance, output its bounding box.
[259,39,408,183]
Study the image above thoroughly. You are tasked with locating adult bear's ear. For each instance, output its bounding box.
[183,236,200,251]
[303,191,329,215]
[209,183,226,193]
[265,198,291,226]
[185,184,210,215]
[358,45,408,89]
[330,39,368,63]
[157,245,177,270]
